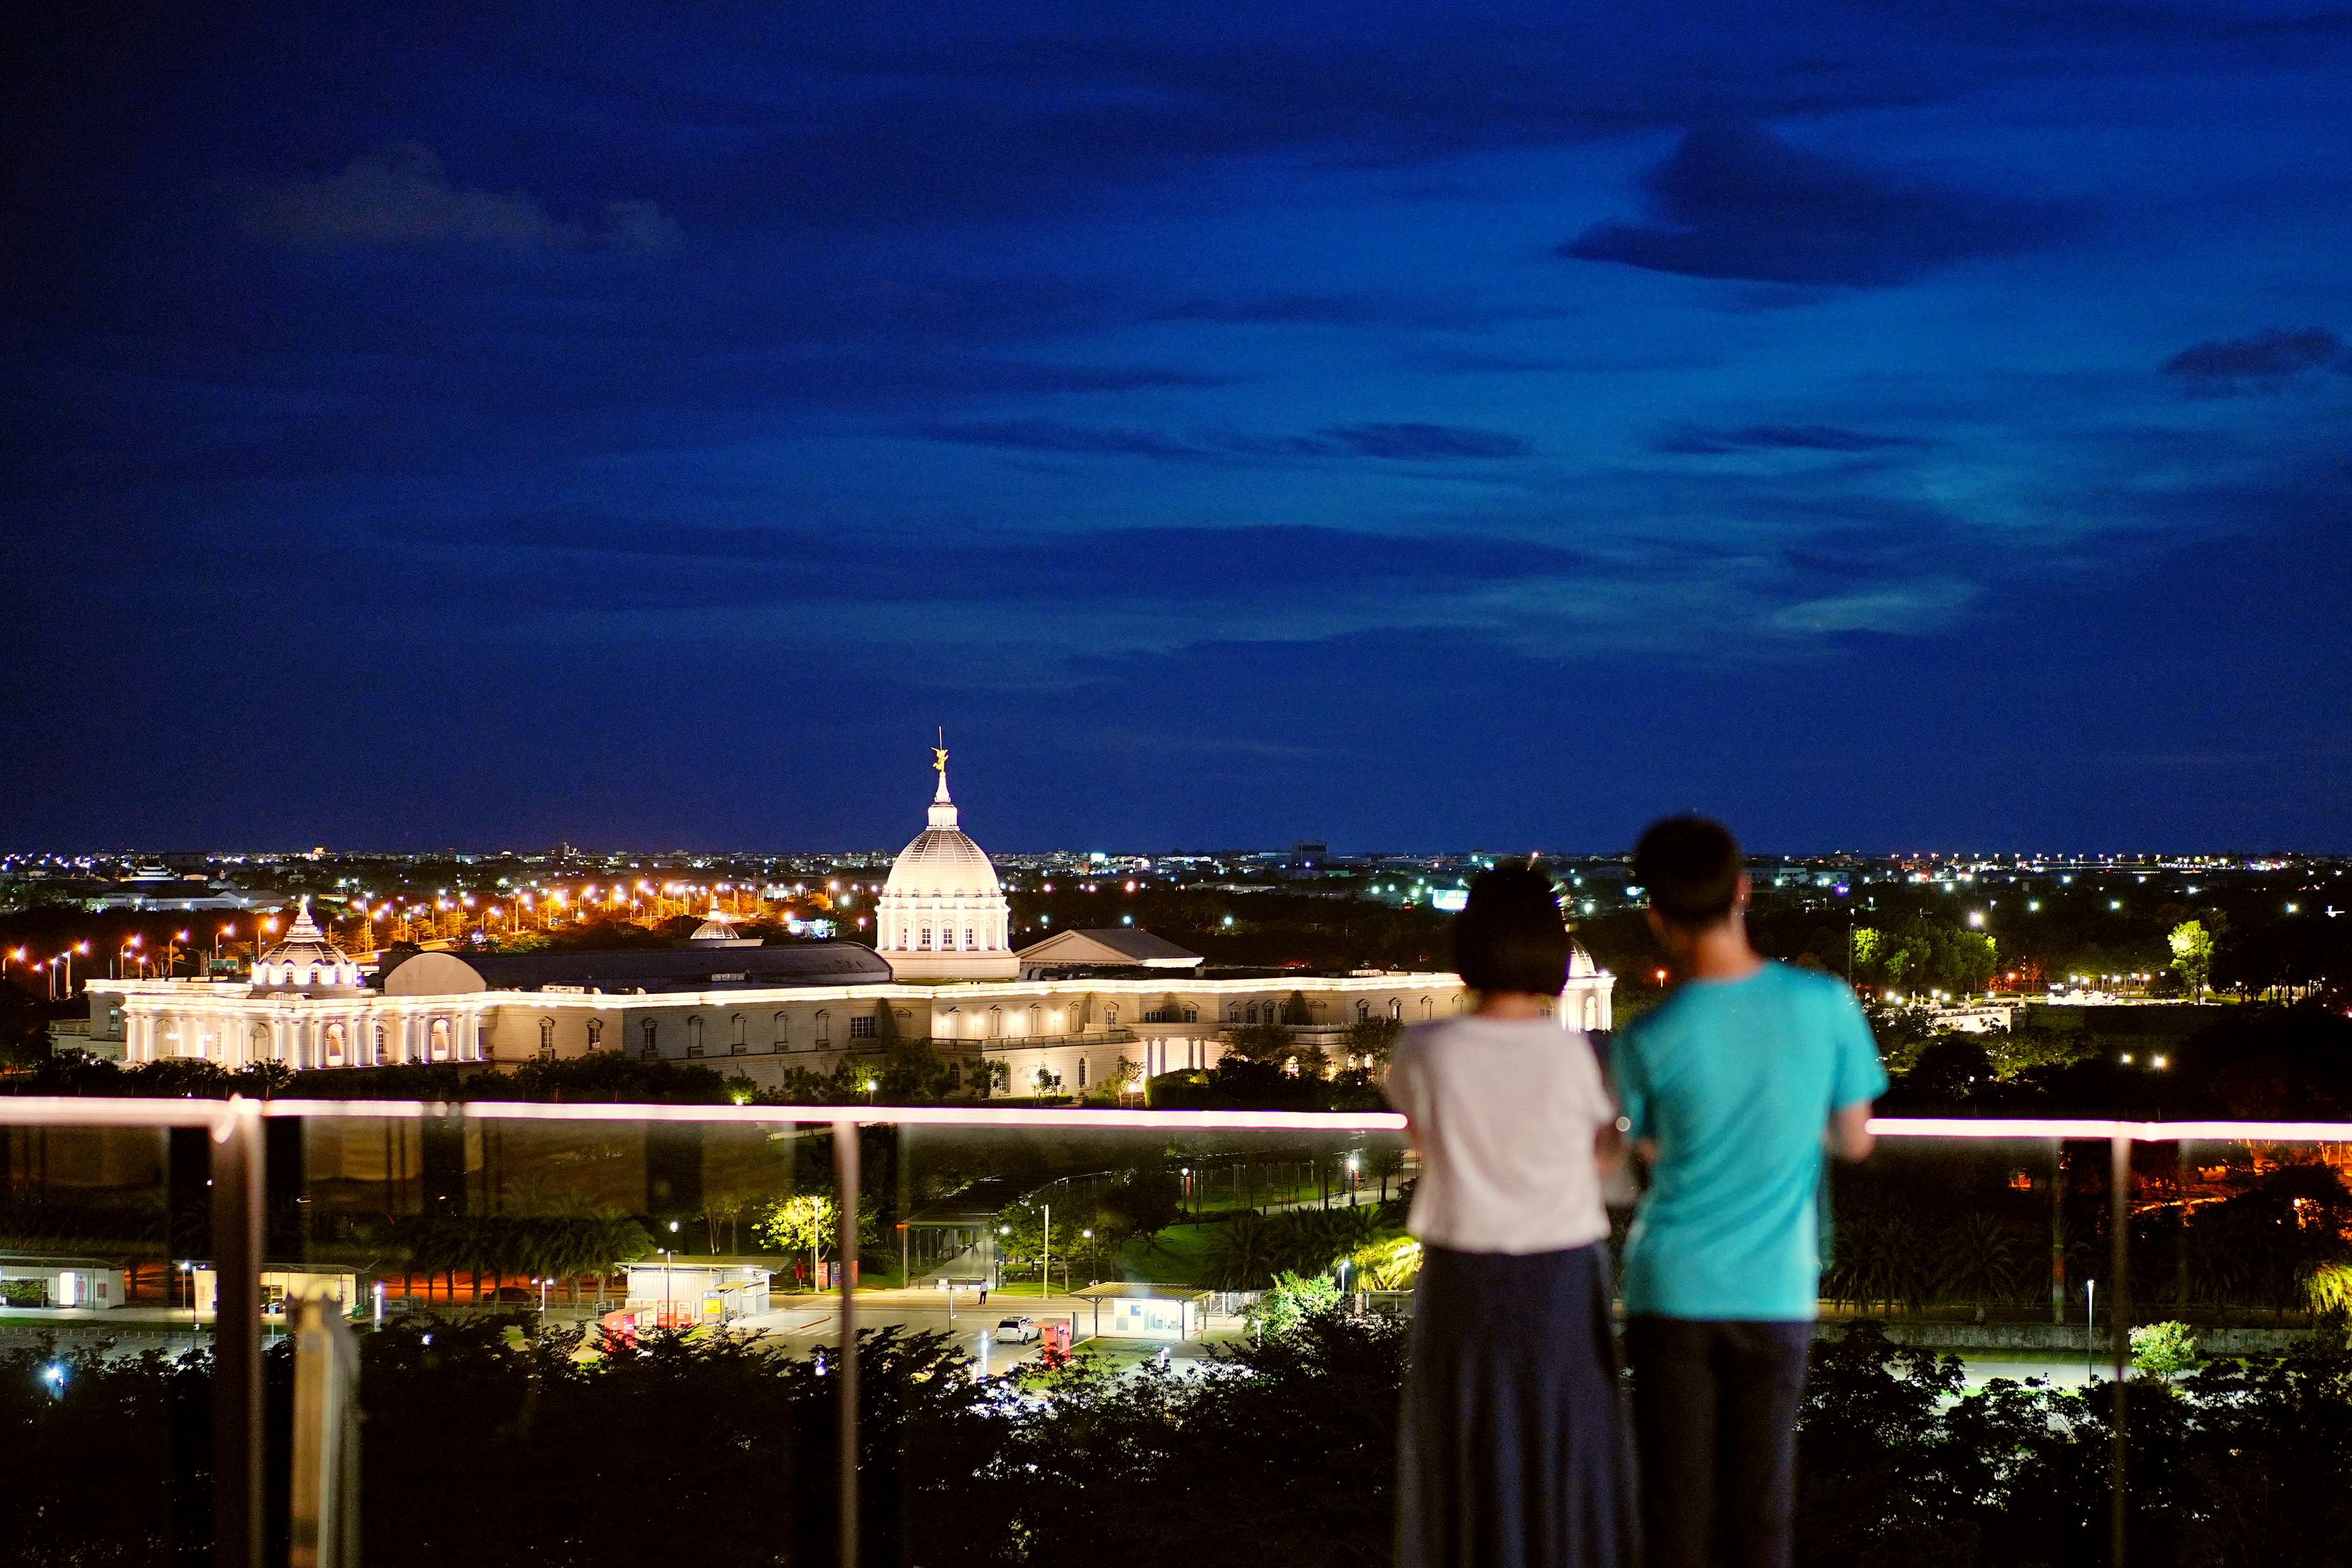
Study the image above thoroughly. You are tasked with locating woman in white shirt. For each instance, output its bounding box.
[1386,863,1634,1568]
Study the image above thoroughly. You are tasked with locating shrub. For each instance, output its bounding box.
[2131,1320,2198,1379]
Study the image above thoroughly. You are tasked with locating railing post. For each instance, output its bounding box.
[2109,1128,2131,1567]
[211,1099,264,1568]
[833,1119,859,1568]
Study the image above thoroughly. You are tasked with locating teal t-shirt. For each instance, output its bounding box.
[1610,961,1887,1321]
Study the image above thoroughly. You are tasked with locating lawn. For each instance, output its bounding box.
[1116,1222,1222,1287]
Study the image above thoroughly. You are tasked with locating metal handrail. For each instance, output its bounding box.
[9,1098,2352,1568]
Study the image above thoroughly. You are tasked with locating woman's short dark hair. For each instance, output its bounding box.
[1453,862,1571,995]
[1631,816,1743,930]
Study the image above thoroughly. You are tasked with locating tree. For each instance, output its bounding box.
[755,1193,838,1259]
[1903,1038,1996,1106]
[1365,1143,1406,1205]
[1243,1271,1342,1337]
[2169,920,2216,1000]
[2130,1321,2198,1380]
[1105,1056,1145,1102]
[1100,1167,1183,1243]
[1342,1015,1402,1070]
[1937,1212,2017,1321]
[1222,1023,1293,1065]
[1349,1235,1423,1290]
[871,1036,954,1101]
[1204,1211,1282,1289]
[1850,916,1998,998]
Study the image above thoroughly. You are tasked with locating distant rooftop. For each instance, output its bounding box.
[1016,927,1202,970]
[378,941,892,995]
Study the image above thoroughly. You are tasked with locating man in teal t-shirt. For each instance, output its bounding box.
[1610,818,1886,1568]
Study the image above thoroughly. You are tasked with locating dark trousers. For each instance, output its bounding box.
[1624,1317,1812,1568]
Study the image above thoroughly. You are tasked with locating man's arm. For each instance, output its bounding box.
[1827,1102,1874,1162]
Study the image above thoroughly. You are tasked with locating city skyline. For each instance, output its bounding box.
[6,3,2349,851]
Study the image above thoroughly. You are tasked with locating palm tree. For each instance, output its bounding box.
[1206,1212,1281,1290]
[1938,1212,2017,1322]
[1828,1208,1927,1316]
[1365,1144,1406,1206]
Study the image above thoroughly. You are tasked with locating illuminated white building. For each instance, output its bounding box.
[75,753,1613,1094]
[873,752,1019,981]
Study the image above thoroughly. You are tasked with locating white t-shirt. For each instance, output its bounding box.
[1384,1015,1615,1254]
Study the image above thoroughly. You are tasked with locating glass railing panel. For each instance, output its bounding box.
[877,1116,1408,1564]
[25,1103,2352,1567]
[0,1107,214,1560]
[283,1106,843,1560]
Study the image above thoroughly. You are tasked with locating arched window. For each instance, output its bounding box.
[1356,1001,1370,1022]
[686,1017,705,1058]
[430,1019,451,1060]
[1583,995,1599,1031]
[730,1015,746,1055]
[253,1025,273,1061]
[988,1005,1001,1038]
[586,1019,604,1050]
[814,1010,830,1045]
[1420,997,1434,1020]
[1451,994,1467,1014]
[325,1023,346,1065]
[1388,998,1403,1021]
[1027,1005,1042,1037]
[774,1011,790,1050]
[948,1060,963,1089]
[641,1019,659,1058]
[539,1018,555,1054]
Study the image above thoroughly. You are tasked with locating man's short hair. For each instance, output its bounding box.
[1632,817,1744,930]
[1453,862,1571,995]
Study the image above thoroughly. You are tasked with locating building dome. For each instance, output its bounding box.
[876,744,1018,980]
[1568,942,1598,980]
[253,899,365,993]
[688,905,758,946]
[884,780,1005,902]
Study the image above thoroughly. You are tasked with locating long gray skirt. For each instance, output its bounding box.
[1397,1242,1637,1568]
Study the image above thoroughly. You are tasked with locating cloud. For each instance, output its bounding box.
[916,418,1208,461]
[916,418,1529,462]
[243,145,679,254]
[2160,327,2344,390]
[395,516,1597,596]
[1158,293,1540,331]
[1767,580,1978,634]
[1560,125,2076,287]
[1654,423,1929,455]
[1321,422,1528,459]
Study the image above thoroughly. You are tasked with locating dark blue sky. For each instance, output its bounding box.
[6,2,2349,853]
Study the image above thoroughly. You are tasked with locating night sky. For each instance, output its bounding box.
[6,3,2349,853]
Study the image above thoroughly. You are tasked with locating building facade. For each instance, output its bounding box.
[76,761,1614,1094]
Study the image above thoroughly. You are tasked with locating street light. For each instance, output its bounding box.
[2085,1278,2097,1381]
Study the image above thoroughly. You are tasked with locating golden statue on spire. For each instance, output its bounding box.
[932,726,949,774]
